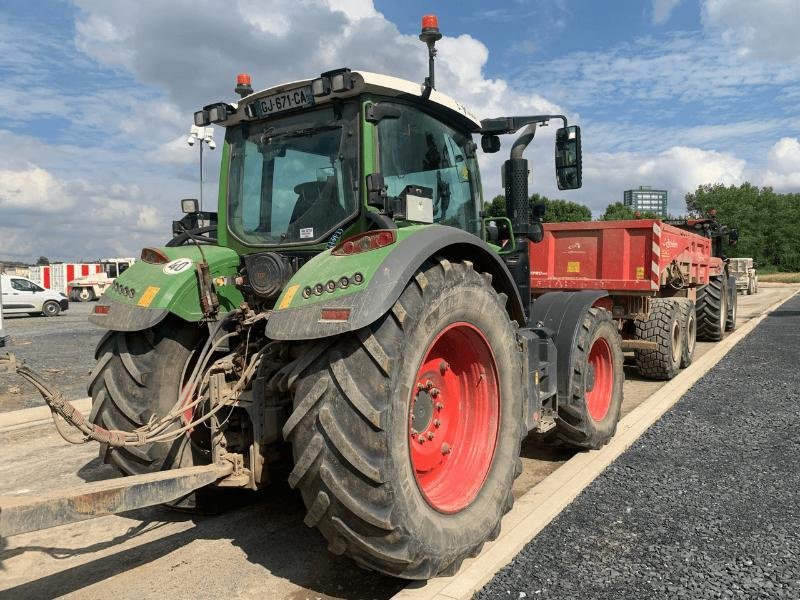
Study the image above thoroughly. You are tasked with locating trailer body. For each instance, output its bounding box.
[29,263,103,296]
[728,257,757,294]
[530,219,721,297]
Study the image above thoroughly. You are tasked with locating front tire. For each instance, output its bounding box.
[42,301,61,317]
[88,320,208,475]
[553,308,624,450]
[284,259,525,579]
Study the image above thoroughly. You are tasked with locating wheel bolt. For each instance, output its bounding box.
[433,419,441,428]
[441,443,451,455]
[430,388,440,397]
[436,402,444,410]
[427,431,435,440]
[439,361,449,374]
[411,428,418,436]
[418,435,426,444]
[425,380,433,390]
[417,383,425,391]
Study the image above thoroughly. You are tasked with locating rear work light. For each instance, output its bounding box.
[331,230,397,256]
[93,305,110,315]
[140,247,170,264]
[320,308,351,322]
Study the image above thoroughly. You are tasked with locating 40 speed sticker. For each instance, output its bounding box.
[162,258,194,275]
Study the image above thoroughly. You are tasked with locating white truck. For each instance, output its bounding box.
[67,257,136,301]
[729,257,758,295]
[0,273,69,317]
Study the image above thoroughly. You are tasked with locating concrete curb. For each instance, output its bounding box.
[0,397,91,433]
[394,290,798,600]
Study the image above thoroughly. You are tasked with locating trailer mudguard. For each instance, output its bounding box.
[266,225,525,340]
[530,290,609,402]
[88,246,243,332]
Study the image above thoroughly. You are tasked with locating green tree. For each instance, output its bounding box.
[600,202,661,220]
[685,183,800,271]
[484,193,591,222]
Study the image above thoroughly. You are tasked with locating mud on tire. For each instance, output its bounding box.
[88,320,208,475]
[284,258,526,579]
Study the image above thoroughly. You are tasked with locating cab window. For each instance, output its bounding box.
[10,278,42,292]
[377,104,481,235]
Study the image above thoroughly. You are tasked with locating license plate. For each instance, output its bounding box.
[251,86,314,118]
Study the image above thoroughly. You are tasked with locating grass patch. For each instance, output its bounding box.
[759,272,800,283]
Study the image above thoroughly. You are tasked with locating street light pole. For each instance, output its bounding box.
[187,125,216,212]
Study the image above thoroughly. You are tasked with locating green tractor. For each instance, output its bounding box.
[84,16,624,578]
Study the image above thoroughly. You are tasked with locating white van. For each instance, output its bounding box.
[0,275,6,345]
[0,273,69,317]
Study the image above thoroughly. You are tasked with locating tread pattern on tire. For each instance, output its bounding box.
[284,258,525,579]
[696,275,726,341]
[88,322,204,475]
[634,298,683,380]
[673,298,696,368]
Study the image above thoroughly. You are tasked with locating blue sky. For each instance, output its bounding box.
[0,0,798,261]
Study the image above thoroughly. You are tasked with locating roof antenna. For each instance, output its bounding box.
[419,15,442,100]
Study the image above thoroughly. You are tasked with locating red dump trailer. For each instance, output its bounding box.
[530,220,736,380]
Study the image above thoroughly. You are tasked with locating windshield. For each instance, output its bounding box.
[378,103,482,235]
[227,106,357,245]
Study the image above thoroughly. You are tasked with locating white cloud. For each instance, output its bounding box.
[762,136,800,190]
[652,0,681,25]
[701,0,800,60]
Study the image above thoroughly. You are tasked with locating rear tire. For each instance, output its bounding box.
[88,320,208,476]
[634,298,683,380]
[42,301,61,317]
[696,275,727,341]
[553,308,624,450]
[77,287,96,302]
[674,298,696,368]
[285,258,526,579]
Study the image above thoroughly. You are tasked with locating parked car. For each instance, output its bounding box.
[0,274,69,317]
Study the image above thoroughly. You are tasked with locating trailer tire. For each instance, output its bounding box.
[726,281,738,332]
[77,287,96,302]
[285,258,525,579]
[674,298,696,368]
[42,301,61,317]
[696,275,727,341]
[634,298,684,380]
[88,320,208,478]
[553,308,624,450]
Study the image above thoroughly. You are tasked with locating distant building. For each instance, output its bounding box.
[623,186,668,217]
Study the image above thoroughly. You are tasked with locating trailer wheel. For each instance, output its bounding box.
[285,258,525,579]
[634,299,684,380]
[42,301,61,317]
[88,320,208,477]
[696,275,727,341]
[553,307,624,450]
[726,281,738,332]
[674,298,696,368]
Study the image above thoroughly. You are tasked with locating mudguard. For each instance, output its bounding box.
[530,290,609,402]
[88,246,243,332]
[266,225,525,340]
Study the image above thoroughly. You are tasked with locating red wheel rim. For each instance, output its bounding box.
[585,336,614,422]
[409,322,500,513]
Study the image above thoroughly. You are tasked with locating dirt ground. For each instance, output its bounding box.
[0,285,796,600]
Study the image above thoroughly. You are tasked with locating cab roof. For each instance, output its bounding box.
[223,69,482,132]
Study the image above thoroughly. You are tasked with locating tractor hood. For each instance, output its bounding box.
[88,246,243,331]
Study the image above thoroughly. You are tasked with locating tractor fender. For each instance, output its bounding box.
[266,225,525,340]
[530,290,609,402]
[88,245,243,332]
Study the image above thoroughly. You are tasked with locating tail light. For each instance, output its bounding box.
[331,230,397,256]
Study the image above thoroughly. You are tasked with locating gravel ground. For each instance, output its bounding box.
[0,303,104,412]
[477,294,800,600]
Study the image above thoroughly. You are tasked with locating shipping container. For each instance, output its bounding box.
[28,263,102,295]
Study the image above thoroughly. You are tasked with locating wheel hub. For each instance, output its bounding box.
[411,389,435,433]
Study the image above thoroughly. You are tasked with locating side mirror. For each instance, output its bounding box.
[528,221,544,243]
[728,228,739,245]
[365,103,401,123]
[555,125,582,190]
[481,135,501,153]
[181,198,199,213]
